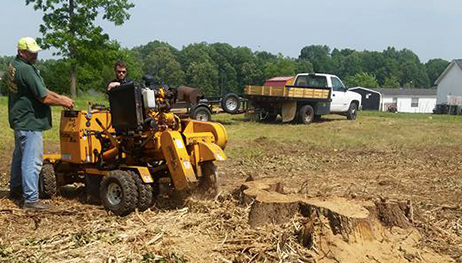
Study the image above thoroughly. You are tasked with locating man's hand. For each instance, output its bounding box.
[60,95,74,109]
[107,82,121,91]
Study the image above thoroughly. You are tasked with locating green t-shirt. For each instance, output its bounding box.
[7,56,52,131]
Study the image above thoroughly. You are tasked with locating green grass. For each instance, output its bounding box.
[0,94,108,150]
[1,95,462,154]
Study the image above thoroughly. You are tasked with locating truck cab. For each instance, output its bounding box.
[293,73,362,114]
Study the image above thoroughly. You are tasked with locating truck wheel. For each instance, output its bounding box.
[298,105,315,124]
[346,103,358,120]
[130,171,154,212]
[192,106,212,121]
[39,163,57,199]
[221,93,240,114]
[199,161,218,194]
[100,170,138,216]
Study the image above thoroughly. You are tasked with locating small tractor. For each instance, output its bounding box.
[40,80,227,216]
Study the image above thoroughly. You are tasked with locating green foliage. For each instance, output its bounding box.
[25,0,135,96]
[186,61,219,96]
[344,72,379,88]
[383,75,400,88]
[425,58,450,86]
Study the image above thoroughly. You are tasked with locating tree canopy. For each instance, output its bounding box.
[25,0,135,97]
[0,39,450,97]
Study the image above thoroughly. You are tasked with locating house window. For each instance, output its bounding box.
[411,97,419,107]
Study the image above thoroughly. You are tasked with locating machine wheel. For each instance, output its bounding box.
[39,163,57,199]
[198,161,218,194]
[346,103,358,120]
[221,93,240,114]
[130,171,154,212]
[297,105,315,124]
[100,170,138,216]
[192,106,212,121]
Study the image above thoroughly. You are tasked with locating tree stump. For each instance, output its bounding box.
[239,178,414,244]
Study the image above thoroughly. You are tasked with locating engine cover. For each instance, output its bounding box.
[108,82,144,132]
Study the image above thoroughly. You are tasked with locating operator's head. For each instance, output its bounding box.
[17,37,41,64]
[114,60,127,81]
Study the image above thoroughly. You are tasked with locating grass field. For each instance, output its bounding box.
[0,95,461,262]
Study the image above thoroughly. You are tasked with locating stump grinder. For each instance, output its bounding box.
[40,81,227,216]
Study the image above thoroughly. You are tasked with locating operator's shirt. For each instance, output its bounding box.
[7,56,52,131]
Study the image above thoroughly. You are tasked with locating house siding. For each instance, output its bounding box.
[382,96,436,113]
[436,63,462,104]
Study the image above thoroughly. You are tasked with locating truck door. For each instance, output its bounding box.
[330,77,349,112]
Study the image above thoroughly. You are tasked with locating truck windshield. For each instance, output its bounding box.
[294,75,328,88]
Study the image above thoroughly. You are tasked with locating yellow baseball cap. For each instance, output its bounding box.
[17,37,42,53]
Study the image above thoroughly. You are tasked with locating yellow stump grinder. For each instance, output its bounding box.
[40,80,227,216]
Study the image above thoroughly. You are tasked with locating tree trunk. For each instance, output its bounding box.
[69,0,77,98]
[239,178,414,244]
[70,65,77,98]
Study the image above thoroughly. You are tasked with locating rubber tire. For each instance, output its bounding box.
[346,103,358,120]
[192,106,212,122]
[199,161,218,194]
[297,105,315,124]
[130,171,154,212]
[221,93,240,114]
[39,163,57,199]
[100,170,138,216]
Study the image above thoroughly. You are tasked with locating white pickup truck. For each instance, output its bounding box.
[236,73,362,124]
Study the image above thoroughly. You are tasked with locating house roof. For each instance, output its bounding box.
[376,88,436,96]
[349,87,381,94]
[435,59,462,85]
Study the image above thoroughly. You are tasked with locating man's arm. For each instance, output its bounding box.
[40,89,74,108]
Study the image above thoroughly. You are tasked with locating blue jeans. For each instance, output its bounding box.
[9,130,43,203]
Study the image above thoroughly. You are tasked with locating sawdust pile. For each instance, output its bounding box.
[0,182,456,262]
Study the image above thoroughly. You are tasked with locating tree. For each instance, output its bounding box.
[383,76,400,88]
[143,46,185,87]
[425,58,450,86]
[186,61,219,96]
[299,45,333,73]
[344,72,379,88]
[26,0,135,97]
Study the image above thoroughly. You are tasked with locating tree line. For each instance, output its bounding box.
[0,1,450,97]
[0,42,450,97]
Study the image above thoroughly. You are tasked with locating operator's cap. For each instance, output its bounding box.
[17,37,42,53]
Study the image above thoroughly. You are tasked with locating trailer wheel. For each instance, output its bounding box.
[298,105,315,124]
[100,170,138,216]
[346,103,358,120]
[192,106,212,121]
[39,163,57,199]
[221,93,240,114]
[130,171,154,211]
[199,161,218,194]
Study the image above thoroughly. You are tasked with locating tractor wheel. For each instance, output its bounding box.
[130,171,154,212]
[346,102,358,120]
[221,93,240,114]
[198,161,218,194]
[39,163,57,199]
[100,170,138,216]
[192,106,212,122]
[297,105,315,124]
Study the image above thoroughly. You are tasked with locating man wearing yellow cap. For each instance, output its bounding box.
[6,37,74,210]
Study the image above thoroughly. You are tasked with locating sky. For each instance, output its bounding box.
[1,0,461,63]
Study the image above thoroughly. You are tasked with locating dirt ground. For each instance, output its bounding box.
[0,137,461,262]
